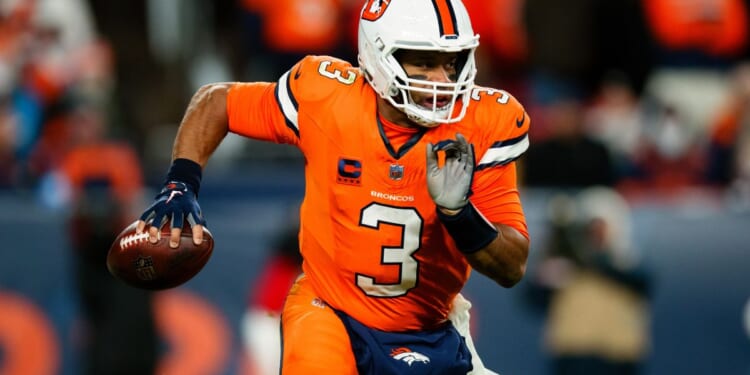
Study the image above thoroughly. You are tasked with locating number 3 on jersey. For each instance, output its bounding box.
[357,203,422,297]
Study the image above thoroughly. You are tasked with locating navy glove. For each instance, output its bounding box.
[136,158,205,247]
[139,180,206,232]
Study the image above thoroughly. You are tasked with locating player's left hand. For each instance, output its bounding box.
[426,133,474,211]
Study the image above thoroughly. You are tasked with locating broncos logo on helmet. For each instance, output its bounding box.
[390,347,431,366]
[362,0,392,21]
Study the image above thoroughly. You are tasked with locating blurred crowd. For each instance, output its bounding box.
[2,0,750,208]
[1,0,110,190]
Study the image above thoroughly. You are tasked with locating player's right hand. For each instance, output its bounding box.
[136,180,206,248]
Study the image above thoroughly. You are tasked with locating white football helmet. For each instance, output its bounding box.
[358,0,479,126]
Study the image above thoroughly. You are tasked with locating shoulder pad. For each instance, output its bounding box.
[468,86,528,137]
[467,86,530,170]
[282,55,364,103]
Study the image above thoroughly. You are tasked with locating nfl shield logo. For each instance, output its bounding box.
[389,164,404,180]
[134,255,156,281]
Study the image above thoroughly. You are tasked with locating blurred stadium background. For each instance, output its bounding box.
[1,0,750,374]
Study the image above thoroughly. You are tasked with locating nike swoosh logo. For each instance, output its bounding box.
[515,112,526,128]
[166,190,183,204]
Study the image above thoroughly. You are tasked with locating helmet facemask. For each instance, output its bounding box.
[388,48,476,127]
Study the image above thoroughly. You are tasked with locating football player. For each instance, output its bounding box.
[137,0,530,373]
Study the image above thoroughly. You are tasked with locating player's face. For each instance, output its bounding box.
[398,50,459,111]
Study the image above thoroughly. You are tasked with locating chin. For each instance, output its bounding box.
[406,114,442,128]
[407,107,451,128]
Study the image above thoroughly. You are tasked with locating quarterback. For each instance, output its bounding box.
[138,0,531,373]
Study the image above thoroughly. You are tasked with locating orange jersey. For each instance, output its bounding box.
[227,55,529,331]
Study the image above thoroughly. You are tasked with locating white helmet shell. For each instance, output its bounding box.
[358,0,479,126]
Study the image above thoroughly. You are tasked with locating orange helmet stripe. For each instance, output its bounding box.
[431,0,458,37]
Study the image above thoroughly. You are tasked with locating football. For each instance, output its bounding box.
[106,220,214,290]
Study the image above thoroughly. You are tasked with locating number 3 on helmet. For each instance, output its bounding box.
[357,0,479,126]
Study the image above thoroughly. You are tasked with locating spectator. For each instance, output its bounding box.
[703,61,750,210]
[0,97,21,187]
[238,0,353,80]
[48,100,157,375]
[583,73,646,182]
[706,62,750,183]
[638,0,750,195]
[522,96,616,188]
[525,187,652,375]
[625,102,707,193]
[643,0,749,68]
[464,0,529,91]
[523,0,653,103]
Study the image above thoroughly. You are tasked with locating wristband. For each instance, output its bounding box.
[165,158,202,195]
[436,202,498,254]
